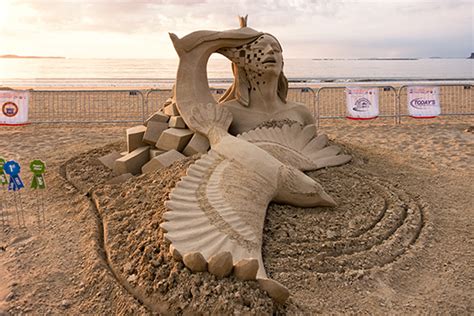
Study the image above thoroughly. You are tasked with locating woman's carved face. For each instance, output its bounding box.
[243,35,283,78]
[219,34,284,89]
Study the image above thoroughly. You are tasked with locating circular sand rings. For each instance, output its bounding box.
[263,167,426,277]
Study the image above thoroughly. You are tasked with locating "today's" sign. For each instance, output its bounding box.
[407,86,441,118]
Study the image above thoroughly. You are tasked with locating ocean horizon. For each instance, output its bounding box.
[0,57,472,88]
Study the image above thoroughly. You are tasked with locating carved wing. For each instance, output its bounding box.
[238,124,352,171]
[161,150,275,278]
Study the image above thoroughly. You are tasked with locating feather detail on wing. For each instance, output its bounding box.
[161,149,275,278]
[238,123,352,171]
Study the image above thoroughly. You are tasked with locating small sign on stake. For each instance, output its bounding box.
[4,160,26,227]
[30,160,46,189]
[5,160,24,191]
[0,157,9,227]
[0,158,7,186]
[30,159,47,226]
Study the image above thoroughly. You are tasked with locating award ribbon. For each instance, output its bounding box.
[4,160,24,191]
[0,158,7,186]
[30,160,46,190]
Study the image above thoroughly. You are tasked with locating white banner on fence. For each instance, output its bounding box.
[0,90,29,125]
[407,86,441,118]
[345,87,379,119]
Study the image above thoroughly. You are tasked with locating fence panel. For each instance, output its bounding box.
[21,83,473,125]
[145,87,316,117]
[145,88,228,119]
[287,87,316,116]
[316,86,398,126]
[398,84,473,124]
[29,90,145,123]
[210,88,227,101]
[145,89,172,118]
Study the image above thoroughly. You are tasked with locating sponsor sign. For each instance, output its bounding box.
[345,87,379,119]
[407,86,441,118]
[0,90,29,125]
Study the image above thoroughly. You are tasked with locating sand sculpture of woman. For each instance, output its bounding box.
[164,18,350,303]
[217,18,314,134]
[170,16,315,135]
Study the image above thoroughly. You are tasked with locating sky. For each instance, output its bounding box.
[0,0,472,59]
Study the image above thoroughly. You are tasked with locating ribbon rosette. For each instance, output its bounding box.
[4,160,25,191]
[30,160,46,190]
[0,158,8,186]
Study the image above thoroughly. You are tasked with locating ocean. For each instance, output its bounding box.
[0,57,472,88]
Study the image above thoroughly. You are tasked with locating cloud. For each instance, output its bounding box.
[6,0,219,34]
[4,0,346,34]
[0,0,471,58]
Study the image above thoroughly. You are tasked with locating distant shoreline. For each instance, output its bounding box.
[311,57,472,61]
[312,58,419,61]
[0,54,65,59]
[1,78,472,91]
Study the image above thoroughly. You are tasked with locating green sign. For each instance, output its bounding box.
[0,157,7,186]
[30,160,46,189]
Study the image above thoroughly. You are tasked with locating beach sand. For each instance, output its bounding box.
[0,120,473,314]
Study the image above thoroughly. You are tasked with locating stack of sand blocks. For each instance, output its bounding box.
[99,102,210,181]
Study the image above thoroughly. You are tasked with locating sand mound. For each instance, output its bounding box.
[264,167,425,276]
[65,148,290,314]
[61,134,430,314]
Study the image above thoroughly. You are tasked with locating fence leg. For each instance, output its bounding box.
[397,89,401,125]
[315,91,320,129]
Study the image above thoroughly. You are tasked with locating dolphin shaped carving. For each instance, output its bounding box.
[169,27,262,130]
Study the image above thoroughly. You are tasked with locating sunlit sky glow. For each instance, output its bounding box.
[0,0,472,59]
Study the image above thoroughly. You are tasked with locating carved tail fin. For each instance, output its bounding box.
[169,33,184,57]
[189,103,233,146]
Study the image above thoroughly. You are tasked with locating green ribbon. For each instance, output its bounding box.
[0,158,7,186]
[30,160,46,190]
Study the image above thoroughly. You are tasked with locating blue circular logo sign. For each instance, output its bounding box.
[2,102,19,117]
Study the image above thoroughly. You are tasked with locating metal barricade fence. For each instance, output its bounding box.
[315,86,398,127]
[397,84,473,124]
[144,88,231,117]
[287,87,316,116]
[16,84,473,124]
[145,89,172,118]
[211,88,227,100]
[145,88,228,118]
[144,87,316,119]
[29,90,145,123]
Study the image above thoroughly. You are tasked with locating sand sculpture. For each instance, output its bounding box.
[161,103,346,303]
[99,17,351,303]
[170,15,315,135]
[157,16,350,304]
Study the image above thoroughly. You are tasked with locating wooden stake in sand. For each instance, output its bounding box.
[4,160,26,228]
[0,157,9,227]
[29,159,47,226]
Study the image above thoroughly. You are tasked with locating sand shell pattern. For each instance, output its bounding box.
[161,149,275,279]
[238,123,352,171]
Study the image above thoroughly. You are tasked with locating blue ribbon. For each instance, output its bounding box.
[4,160,24,192]
[8,175,25,191]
